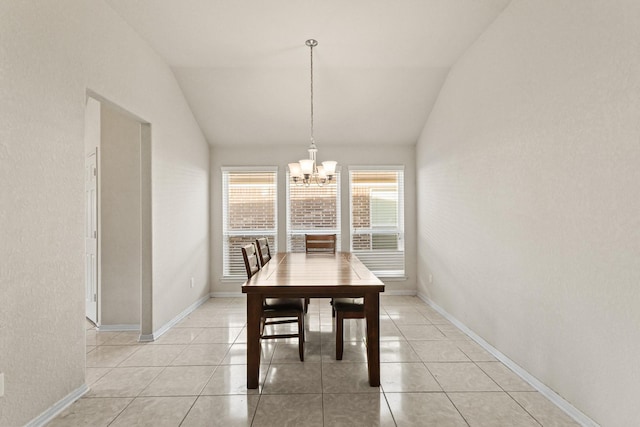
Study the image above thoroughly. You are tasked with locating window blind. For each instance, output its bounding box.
[286,172,341,252]
[350,168,404,277]
[222,168,277,277]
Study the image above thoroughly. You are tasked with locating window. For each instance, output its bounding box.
[286,172,341,252]
[350,168,404,277]
[222,168,277,277]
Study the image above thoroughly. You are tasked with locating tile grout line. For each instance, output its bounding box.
[65,297,582,426]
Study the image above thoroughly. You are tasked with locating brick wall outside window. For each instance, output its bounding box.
[287,173,341,252]
[350,169,405,277]
[222,170,277,277]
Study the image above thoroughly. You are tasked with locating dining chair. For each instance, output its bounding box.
[255,237,272,266]
[303,234,337,312]
[241,243,305,361]
[304,233,337,253]
[242,243,261,279]
[333,297,364,360]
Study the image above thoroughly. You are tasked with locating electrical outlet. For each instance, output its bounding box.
[190,277,195,288]
[0,372,5,397]
[428,274,433,283]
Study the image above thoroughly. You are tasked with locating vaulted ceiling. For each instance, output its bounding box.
[106,0,510,147]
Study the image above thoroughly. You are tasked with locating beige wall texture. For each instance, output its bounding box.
[0,1,209,425]
[99,104,141,327]
[416,0,640,425]
[210,144,417,295]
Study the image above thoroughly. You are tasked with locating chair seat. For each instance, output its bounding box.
[261,297,305,361]
[264,298,304,311]
[333,297,364,311]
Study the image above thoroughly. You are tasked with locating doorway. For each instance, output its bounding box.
[83,94,152,337]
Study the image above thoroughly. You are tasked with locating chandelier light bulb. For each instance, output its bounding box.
[322,161,337,176]
[299,159,314,175]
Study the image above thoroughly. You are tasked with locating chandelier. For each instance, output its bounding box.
[288,39,337,186]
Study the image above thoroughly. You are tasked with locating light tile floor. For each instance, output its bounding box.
[50,296,580,426]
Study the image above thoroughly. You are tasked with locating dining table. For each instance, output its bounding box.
[241,251,385,388]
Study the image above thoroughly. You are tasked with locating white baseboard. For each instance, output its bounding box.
[142,294,210,342]
[416,292,598,427]
[97,324,140,332]
[138,333,155,342]
[25,383,89,427]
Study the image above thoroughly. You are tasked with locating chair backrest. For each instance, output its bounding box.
[305,234,337,253]
[255,237,272,266]
[241,243,261,279]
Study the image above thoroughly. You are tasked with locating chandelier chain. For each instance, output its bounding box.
[288,39,336,187]
[310,41,314,144]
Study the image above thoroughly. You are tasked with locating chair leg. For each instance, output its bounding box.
[331,298,335,317]
[336,310,344,360]
[298,312,305,361]
[304,298,309,313]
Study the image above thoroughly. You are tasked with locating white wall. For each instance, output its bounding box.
[416,1,640,425]
[0,1,209,425]
[100,104,141,327]
[210,144,416,295]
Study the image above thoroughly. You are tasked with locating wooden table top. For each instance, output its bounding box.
[241,252,385,294]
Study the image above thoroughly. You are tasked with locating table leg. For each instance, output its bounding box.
[246,293,262,389]
[364,291,380,386]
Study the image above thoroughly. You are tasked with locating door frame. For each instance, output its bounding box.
[85,90,153,339]
[85,147,99,324]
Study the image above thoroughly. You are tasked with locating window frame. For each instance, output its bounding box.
[221,166,278,278]
[348,165,405,278]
